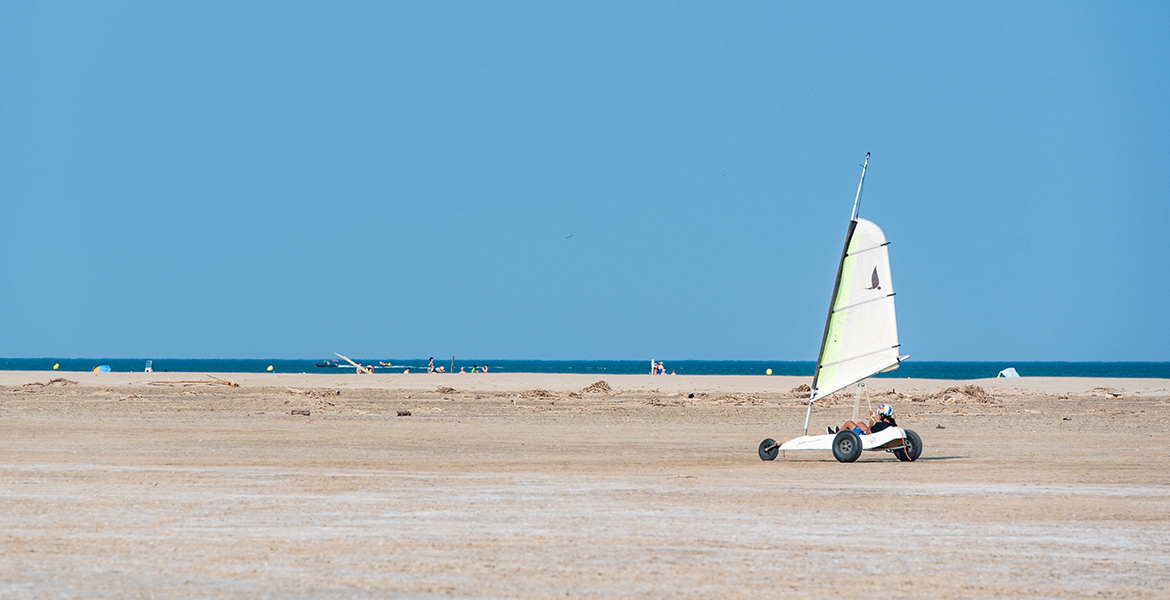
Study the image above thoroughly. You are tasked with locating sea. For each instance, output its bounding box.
[1,358,1168,379]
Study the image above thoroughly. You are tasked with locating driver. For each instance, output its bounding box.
[828,403,897,435]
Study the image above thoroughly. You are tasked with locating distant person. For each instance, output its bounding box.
[829,404,897,435]
[403,367,411,374]
[428,357,435,373]
[471,365,478,374]
[436,366,445,373]
[459,367,465,373]
[481,364,489,373]
[670,369,676,375]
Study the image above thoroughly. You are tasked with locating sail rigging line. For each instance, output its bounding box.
[831,293,896,315]
[817,344,902,369]
[845,241,890,257]
[851,382,873,423]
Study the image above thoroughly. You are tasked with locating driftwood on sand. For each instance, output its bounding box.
[146,375,239,387]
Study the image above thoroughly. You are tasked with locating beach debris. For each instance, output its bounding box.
[581,380,613,394]
[643,398,685,407]
[291,409,311,416]
[23,377,79,388]
[790,384,811,397]
[285,388,337,411]
[146,375,239,387]
[436,386,457,394]
[286,388,340,399]
[713,393,764,405]
[936,424,946,429]
[520,389,557,398]
[1088,387,1123,398]
[915,385,1000,405]
[397,410,411,417]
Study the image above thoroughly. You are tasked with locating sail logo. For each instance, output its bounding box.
[865,267,881,290]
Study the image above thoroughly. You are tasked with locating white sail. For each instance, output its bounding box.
[810,217,901,403]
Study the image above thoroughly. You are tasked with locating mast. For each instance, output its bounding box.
[802,152,871,436]
[850,152,870,222]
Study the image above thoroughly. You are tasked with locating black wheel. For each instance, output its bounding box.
[893,429,923,462]
[832,430,862,463]
[758,438,779,461]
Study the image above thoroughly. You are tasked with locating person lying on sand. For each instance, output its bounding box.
[828,404,897,435]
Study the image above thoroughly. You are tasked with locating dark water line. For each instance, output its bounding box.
[1,358,1168,379]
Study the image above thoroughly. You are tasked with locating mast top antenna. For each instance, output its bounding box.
[850,152,870,222]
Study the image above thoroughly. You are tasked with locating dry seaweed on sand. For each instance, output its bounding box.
[643,398,686,407]
[712,393,764,405]
[789,384,811,397]
[436,386,457,394]
[23,378,78,388]
[914,385,1001,405]
[581,380,613,394]
[285,388,340,399]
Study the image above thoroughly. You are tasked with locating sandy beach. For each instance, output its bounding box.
[2,371,1168,598]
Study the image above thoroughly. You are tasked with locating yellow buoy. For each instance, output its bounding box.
[53,363,59,370]
[765,368,773,375]
[267,365,274,372]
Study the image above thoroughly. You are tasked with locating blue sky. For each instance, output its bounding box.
[1,2,1167,361]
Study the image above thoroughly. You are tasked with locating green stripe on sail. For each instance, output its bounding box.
[815,231,864,396]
